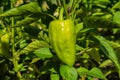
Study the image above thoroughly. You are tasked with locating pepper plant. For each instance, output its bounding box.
[0,0,120,80]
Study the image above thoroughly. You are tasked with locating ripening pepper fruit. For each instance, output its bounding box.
[0,33,10,58]
[49,19,76,66]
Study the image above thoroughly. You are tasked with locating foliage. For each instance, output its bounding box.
[0,0,120,80]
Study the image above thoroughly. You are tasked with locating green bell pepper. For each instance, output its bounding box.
[49,19,76,66]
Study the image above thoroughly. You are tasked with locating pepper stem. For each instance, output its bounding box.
[59,7,64,20]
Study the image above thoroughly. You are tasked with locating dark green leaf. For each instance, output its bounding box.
[0,59,5,63]
[14,14,41,27]
[24,25,40,37]
[95,36,120,70]
[84,17,120,28]
[88,48,101,64]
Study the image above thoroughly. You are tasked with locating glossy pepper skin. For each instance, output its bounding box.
[49,19,76,66]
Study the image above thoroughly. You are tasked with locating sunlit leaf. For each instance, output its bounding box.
[75,22,83,34]
[19,40,49,55]
[0,2,41,17]
[112,2,120,9]
[0,33,10,58]
[76,44,84,52]
[19,40,28,49]
[34,48,53,59]
[99,59,113,68]
[88,67,106,80]
[30,57,41,64]
[13,63,26,72]
[60,65,78,80]
[0,58,5,63]
[113,11,120,24]
[50,74,60,80]
[109,41,120,49]
[87,76,95,80]
[50,0,58,5]
[77,67,89,77]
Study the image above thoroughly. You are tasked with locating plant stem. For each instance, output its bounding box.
[72,0,81,20]
[59,7,64,20]
[43,13,56,20]
[62,0,69,19]
[11,0,23,80]
[81,76,86,80]
[57,0,61,6]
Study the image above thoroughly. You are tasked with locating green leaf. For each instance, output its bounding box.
[50,74,60,80]
[77,67,89,77]
[19,40,49,55]
[0,2,41,17]
[76,44,84,52]
[50,0,58,5]
[95,36,120,70]
[112,2,120,9]
[87,76,94,80]
[34,48,53,59]
[77,67,106,79]
[19,40,28,49]
[113,11,120,24]
[14,14,41,27]
[88,48,101,64]
[92,0,110,9]
[75,22,83,34]
[0,58,5,63]
[67,0,74,9]
[60,65,78,80]
[84,17,120,28]
[93,0,110,4]
[88,67,106,80]
[14,63,26,72]
[30,57,41,64]
[39,60,59,76]
[109,41,120,49]
[99,59,113,68]
[109,41,120,61]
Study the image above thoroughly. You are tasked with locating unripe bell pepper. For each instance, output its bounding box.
[49,19,76,66]
[0,33,10,58]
